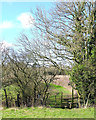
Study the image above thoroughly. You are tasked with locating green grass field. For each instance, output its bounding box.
[50,83,71,94]
[1,107,94,118]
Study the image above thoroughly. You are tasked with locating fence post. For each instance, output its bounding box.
[17,94,20,107]
[77,91,81,108]
[72,88,74,108]
[55,95,56,105]
[4,88,8,108]
[61,92,63,108]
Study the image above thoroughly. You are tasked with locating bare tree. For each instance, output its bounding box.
[16,2,95,107]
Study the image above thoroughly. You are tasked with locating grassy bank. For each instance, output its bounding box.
[50,83,71,94]
[2,107,94,118]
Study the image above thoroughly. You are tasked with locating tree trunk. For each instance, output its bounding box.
[84,93,91,108]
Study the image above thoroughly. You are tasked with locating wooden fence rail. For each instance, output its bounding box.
[48,92,84,108]
[2,92,84,108]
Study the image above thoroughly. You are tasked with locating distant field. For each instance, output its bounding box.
[50,83,71,94]
[53,75,77,94]
[2,107,94,118]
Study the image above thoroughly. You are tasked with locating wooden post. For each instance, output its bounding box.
[77,91,81,108]
[17,94,20,107]
[72,88,74,108]
[4,88,8,108]
[55,95,56,105]
[61,92,63,108]
[33,87,36,107]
